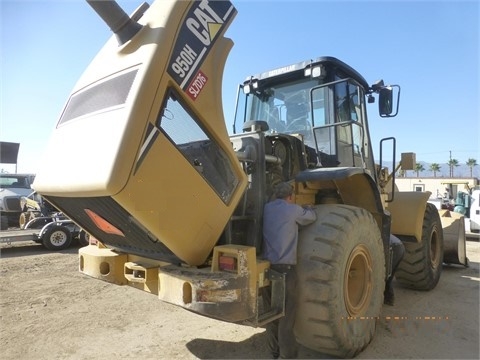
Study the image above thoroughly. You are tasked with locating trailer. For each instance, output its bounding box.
[0,216,89,250]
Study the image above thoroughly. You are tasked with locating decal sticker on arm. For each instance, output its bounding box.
[167,0,236,97]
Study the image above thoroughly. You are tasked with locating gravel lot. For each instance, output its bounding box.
[1,238,479,359]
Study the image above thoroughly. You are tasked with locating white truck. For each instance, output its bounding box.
[470,189,480,233]
[0,173,35,229]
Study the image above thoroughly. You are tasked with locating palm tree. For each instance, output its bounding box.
[429,163,441,178]
[415,163,425,177]
[448,158,459,177]
[466,158,478,177]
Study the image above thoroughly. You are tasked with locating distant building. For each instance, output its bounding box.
[396,177,479,200]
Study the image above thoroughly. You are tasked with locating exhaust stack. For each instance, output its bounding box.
[86,0,143,45]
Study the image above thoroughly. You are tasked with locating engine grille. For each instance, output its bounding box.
[4,197,21,211]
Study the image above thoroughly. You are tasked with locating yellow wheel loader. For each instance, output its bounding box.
[33,0,467,357]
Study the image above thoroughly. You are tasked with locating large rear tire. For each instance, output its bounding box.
[395,203,443,290]
[295,205,385,358]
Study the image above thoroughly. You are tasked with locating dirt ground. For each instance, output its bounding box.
[1,239,479,360]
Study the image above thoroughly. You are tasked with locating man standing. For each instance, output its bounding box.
[262,182,316,359]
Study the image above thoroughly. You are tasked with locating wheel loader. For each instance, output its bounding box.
[32,0,467,357]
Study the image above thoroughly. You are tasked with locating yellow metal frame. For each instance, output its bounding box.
[79,243,269,323]
[386,191,431,242]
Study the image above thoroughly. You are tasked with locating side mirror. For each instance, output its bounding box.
[379,88,393,115]
[378,85,400,117]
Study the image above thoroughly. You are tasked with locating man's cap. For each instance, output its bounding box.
[274,182,293,199]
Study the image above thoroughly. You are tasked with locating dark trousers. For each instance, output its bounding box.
[386,235,406,291]
[263,264,298,359]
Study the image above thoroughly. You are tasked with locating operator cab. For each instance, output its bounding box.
[233,56,399,176]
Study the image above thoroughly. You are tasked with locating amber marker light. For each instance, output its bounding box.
[84,209,125,236]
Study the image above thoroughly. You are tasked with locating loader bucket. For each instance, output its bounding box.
[439,209,468,266]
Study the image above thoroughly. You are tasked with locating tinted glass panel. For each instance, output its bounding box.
[159,92,239,203]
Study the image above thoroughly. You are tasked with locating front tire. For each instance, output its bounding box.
[0,215,8,230]
[295,205,385,358]
[19,212,31,229]
[42,225,72,250]
[77,229,90,246]
[395,203,444,290]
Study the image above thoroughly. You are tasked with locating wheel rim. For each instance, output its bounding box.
[19,213,28,229]
[344,245,373,316]
[430,227,441,269]
[51,230,67,246]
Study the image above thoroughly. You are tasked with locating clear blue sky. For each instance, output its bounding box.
[1,0,479,174]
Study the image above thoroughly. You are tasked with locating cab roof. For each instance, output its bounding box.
[244,56,370,90]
